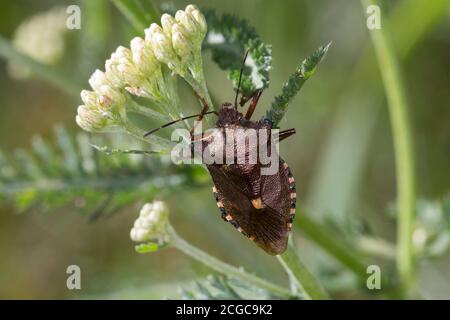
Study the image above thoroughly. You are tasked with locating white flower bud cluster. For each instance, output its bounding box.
[145,5,207,81]
[76,4,211,133]
[8,7,68,79]
[130,201,170,244]
[76,69,126,132]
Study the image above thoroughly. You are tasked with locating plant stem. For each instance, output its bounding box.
[0,35,83,98]
[277,238,330,299]
[112,0,152,32]
[363,0,416,293]
[168,226,297,299]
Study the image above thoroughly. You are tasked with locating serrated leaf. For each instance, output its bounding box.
[203,10,272,100]
[14,148,43,179]
[55,125,81,174]
[266,43,331,127]
[177,275,279,300]
[0,125,201,215]
[77,133,97,174]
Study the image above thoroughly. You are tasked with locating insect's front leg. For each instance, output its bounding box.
[244,90,263,120]
[191,91,211,136]
[194,91,210,116]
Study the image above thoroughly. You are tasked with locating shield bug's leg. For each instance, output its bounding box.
[244,90,263,120]
[190,91,213,136]
[194,91,210,118]
[278,128,296,142]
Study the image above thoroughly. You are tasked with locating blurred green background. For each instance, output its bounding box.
[0,0,449,299]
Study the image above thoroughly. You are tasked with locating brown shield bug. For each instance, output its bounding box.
[145,52,296,255]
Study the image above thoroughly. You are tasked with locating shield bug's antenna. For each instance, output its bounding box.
[234,49,250,109]
[143,111,217,137]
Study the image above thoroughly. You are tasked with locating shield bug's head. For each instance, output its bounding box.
[216,102,242,128]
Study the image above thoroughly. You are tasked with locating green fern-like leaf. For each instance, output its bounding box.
[266,43,330,127]
[0,125,204,217]
[203,10,272,101]
[177,275,281,300]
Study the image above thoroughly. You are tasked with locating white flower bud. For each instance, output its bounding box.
[151,201,166,217]
[130,201,170,244]
[76,105,109,132]
[174,7,206,45]
[84,69,128,122]
[130,36,159,75]
[175,10,199,36]
[140,203,153,217]
[172,24,192,58]
[161,14,176,37]
[80,90,98,107]
[184,4,199,15]
[96,84,125,109]
[144,23,162,43]
[106,46,142,88]
[147,23,178,65]
[88,69,109,91]
[130,37,146,62]
[190,9,207,35]
[113,46,134,70]
[172,22,191,39]
[104,59,122,87]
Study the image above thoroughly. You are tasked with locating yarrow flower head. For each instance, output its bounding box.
[130,201,171,252]
[8,7,68,79]
[76,4,212,147]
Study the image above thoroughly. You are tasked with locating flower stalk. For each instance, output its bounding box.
[277,238,330,300]
[363,0,416,294]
